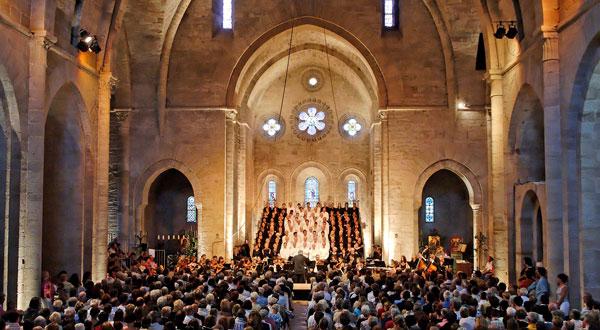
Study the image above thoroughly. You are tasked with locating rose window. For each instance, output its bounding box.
[342,118,362,136]
[262,118,282,137]
[298,106,326,136]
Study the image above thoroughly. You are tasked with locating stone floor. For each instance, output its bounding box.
[289,300,308,329]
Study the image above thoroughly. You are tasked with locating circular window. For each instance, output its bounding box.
[301,69,324,92]
[260,115,285,139]
[291,99,332,142]
[339,114,365,139]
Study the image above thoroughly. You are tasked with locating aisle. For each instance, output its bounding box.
[289,300,308,329]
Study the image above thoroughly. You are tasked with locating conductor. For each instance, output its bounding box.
[292,250,309,283]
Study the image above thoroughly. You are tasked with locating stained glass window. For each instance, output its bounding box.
[348,180,356,206]
[187,196,197,223]
[268,180,277,207]
[222,0,233,29]
[425,197,434,223]
[305,177,320,206]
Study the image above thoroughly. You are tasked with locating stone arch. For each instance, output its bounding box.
[157,0,194,132]
[290,161,333,204]
[414,159,484,266]
[256,168,287,207]
[508,84,545,183]
[338,167,372,255]
[573,32,600,299]
[514,186,547,272]
[144,169,196,253]
[134,159,202,234]
[42,82,94,277]
[226,16,388,109]
[0,64,21,307]
[338,167,368,205]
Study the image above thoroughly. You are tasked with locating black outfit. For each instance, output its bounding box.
[291,253,309,283]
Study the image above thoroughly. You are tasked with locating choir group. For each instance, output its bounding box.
[253,202,364,261]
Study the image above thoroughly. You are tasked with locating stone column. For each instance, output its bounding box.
[488,71,509,282]
[371,120,382,248]
[224,111,236,259]
[542,28,571,300]
[115,111,131,248]
[91,71,115,282]
[17,32,52,309]
[235,122,247,244]
[471,204,482,269]
[380,112,391,261]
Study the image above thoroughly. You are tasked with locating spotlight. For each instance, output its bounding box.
[494,23,506,39]
[89,38,102,53]
[77,30,92,51]
[76,29,101,54]
[505,23,519,39]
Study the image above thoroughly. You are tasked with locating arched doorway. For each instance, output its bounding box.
[144,169,196,256]
[42,84,93,277]
[419,169,473,262]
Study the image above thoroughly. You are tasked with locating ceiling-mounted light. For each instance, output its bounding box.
[505,23,519,39]
[494,22,506,39]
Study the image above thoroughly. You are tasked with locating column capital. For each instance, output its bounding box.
[111,110,130,123]
[225,109,238,122]
[542,30,559,62]
[32,30,57,50]
[100,71,119,93]
[377,110,388,121]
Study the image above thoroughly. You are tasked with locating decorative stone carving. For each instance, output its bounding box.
[290,98,333,142]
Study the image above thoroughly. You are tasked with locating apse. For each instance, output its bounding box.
[42,84,92,276]
[419,170,473,261]
[145,169,196,254]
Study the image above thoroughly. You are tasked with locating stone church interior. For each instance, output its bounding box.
[1,0,600,328]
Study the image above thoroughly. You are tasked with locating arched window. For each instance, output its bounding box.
[305,177,320,206]
[424,197,434,223]
[187,196,197,223]
[347,180,356,206]
[268,180,277,207]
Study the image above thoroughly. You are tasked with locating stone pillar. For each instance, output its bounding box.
[371,120,382,248]
[488,71,509,282]
[472,204,482,270]
[17,32,51,309]
[235,123,247,244]
[380,112,391,261]
[224,111,236,259]
[542,28,571,300]
[91,72,115,282]
[115,111,131,248]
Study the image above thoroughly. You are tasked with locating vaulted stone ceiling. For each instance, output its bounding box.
[109,0,550,116]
